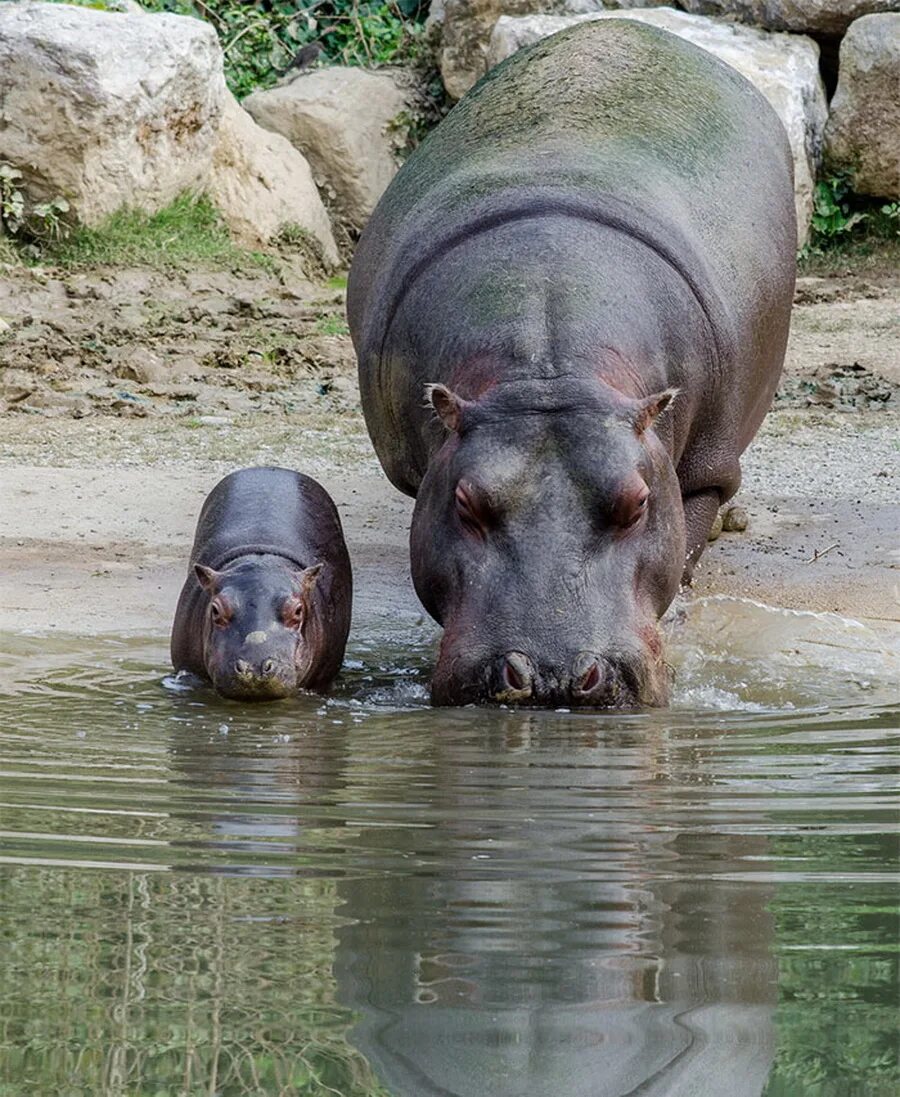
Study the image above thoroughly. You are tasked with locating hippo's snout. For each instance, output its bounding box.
[215,654,296,702]
[234,657,279,680]
[480,647,665,709]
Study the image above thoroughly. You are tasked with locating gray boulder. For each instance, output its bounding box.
[245,67,412,234]
[208,90,339,265]
[678,1,900,37]
[0,1,224,224]
[489,8,827,244]
[825,13,900,198]
[439,0,620,101]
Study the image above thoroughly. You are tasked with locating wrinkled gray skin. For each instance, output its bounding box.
[348,20,796,708]
[171,467,352,700]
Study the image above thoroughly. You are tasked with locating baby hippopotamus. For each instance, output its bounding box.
[171,467,352,700]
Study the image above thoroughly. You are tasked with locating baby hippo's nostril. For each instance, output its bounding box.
[572,652,604,696]
[261,658,277,678]
[500,651,534,699]
[235,659,252,677]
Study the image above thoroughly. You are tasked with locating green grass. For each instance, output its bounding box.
[314,314,350,336]
[36,194,273,271]
[798,234,900,279]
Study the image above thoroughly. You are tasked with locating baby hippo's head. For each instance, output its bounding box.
[194,555,344,700]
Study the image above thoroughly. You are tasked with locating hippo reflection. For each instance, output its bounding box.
[332,717,777,1097]
[167,712,777,1097]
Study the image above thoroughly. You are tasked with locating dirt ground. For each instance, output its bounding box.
[0,253,898,642]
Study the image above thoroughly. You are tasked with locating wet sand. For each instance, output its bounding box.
[1,408,897,647]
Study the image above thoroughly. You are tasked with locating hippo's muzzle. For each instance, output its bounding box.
[434,646,670,709]
[214,654,297,702]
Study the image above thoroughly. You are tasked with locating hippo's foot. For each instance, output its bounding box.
[681,488,723,586]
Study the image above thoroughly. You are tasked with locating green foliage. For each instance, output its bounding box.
[42,193,270,270]
[810,173,867,240]
[144,0,429,98]
[0,163,72,256]
[0,163,26,234]
[804,173,900,258]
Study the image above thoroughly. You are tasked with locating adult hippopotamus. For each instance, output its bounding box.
[171,467,352,700]
[347,19,796,708]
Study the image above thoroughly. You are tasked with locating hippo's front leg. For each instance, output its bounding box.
[681,488,723,585]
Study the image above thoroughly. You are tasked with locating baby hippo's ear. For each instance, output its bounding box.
[293,562,324,600]
[194,563,223,593]
[425,383,473,433]
[634,388,679,434]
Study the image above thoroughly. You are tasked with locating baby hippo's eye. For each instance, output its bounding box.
[283,598,305,629]
[210,599,231,627]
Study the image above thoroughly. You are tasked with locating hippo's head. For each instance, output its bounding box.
[411,378,685,708]
[194,556,330,701]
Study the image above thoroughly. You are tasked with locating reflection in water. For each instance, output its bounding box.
[0,602,898,1097]
[334,717,777,1097]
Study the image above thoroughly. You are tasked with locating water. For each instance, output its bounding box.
[0,599,897,1097]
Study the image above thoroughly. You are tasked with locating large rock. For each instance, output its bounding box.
[678,1,900,37]
[824,14,900,198]
[439,0,611,100]
[245,67,412,234]
[208,89,338,265]
[489,8,827,244]
[0,1,224,225]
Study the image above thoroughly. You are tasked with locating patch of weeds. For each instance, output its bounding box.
[0,233,19,266]
[40,194,270,271]
[800,174,900,275]
[275,223,335,280]
[0,163,71,256]
[314,314,350,336]
[327,275,348,291]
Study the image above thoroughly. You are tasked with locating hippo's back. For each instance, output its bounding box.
[349,19,796,408]
[189,467,344,570]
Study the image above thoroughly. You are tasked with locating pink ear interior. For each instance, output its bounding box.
[194,563,220,593]
[635,388,678,434]
[427,383,467,432]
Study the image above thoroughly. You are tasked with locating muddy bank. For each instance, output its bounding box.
[0,254,898,645]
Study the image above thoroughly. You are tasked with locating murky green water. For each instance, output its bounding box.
[1,599,897,1097]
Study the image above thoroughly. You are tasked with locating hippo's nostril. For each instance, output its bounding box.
[261,658,276,678]
[235,659,251,677]
[572,653,604,695]
[579,662,602,693]
[501,651,534,698]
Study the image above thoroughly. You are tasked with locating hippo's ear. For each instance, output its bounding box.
[634,388,679,434]
[194,563,223,593]
[293,562,324,599]
[426,383,472,433]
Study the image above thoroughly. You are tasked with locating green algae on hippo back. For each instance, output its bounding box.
[348,17,795,369]
[348,17,796,708]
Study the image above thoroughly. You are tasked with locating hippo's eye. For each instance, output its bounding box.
[455,481,490,538]
[210,599,231,627]
[621,490,650,529]
[283,599,304,629]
